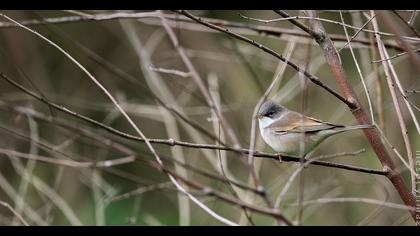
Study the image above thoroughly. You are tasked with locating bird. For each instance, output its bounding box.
[257,100,373,157]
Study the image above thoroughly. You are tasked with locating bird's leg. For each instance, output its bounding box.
[277,153,283,163]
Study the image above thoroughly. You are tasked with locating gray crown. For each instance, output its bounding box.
[257,100,284,118]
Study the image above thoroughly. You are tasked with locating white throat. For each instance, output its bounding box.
[258,117,275,129]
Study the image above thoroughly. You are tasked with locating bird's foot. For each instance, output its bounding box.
[276,153,283,163]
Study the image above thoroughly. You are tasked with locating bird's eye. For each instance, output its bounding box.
[265,112,274,117]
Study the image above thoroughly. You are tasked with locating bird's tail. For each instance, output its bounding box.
[337,124,375,132]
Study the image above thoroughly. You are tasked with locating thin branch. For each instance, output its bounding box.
[0,79,389,177]
[392,11,420,38]
[145,14,404,51]
[0,13,238,226]
[0,172,47,225]
[383,51,420,136]
[337,14,377,52]
[376,11,420,73]
[0,200,29,226]
[108,182,174,203]
[158,11,284,225]
[371,11,416,195]
[289,197,415,211]
[173,10,356,109]
[0,120,262,196]
[0,148,137,168]
[43,21,223,144]
[11,115,39,226]
[148,65,192,78]
[0,11,160,27]
[274,149,365,208]
[239,11,420,42]
[61,10,93,17]
[0,81,269,225]
[0,12,405,51]
[8,157,83,225]
[408,11,418,26]
[247,38,296,189]
[0,108,394,222]
[208,74,255,225]
[371,48,420,63]
[339,11,375,124]
[367,19,385,130]
[272,11,318,38]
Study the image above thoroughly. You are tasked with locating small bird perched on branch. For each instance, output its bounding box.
[257,100,373,157]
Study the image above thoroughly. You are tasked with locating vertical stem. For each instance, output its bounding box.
[305,10,416,221]
[371,11,416,195]
[296,37,312,225]
[368,22,385,131]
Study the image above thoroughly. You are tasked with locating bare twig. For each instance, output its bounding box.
[0,12,238,226]
[208,74,255,225]
[382,51,420,135]
[0,11,160,27]
[274,149,365,208]
[158,11,284,225]
[367,20,385,131]
[392,11,420,38]
[0,11,405,51]
[371,11,416,195]
[108,182,174,203]
[11,116,39,226]
[0,172,47,225]
[0,200,29,226]
[241,11,420,42]
[148,65,191,78]
[247,39,296,185]
[0,104,263,197]
[408,11,418,26]
[337,14,377,52]
[376,11,420,72]
[272,11,318,38]
[371,48,420,63]
[173,10,356,109]
[339,12,375,123]
[42,22,223,144]
[0,84,389,178]
[289,197,415,211]
[0,148,137,168]
[8,157,83,225]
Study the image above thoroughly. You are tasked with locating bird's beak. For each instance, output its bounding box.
[256,114,262,119]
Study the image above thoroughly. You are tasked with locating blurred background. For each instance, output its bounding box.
[0,10,419,226]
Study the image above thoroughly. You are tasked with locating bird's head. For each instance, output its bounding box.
[257,100,285,120]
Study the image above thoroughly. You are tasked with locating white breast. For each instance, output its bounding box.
[258,118,323,156]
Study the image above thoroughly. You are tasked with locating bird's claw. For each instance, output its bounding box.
[277,153,283,163]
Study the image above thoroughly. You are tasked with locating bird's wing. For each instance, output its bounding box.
[268,111,343,134]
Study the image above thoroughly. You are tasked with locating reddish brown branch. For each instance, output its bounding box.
[304,10,416,220]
